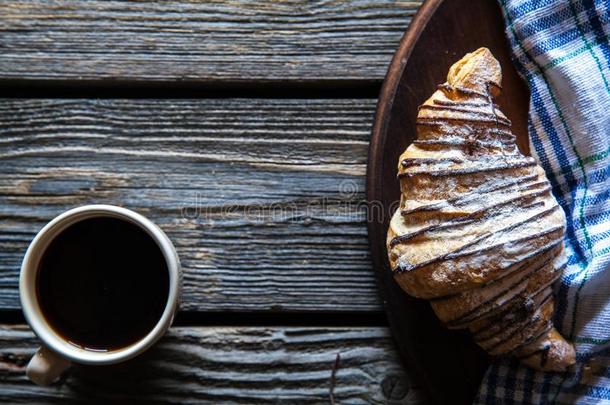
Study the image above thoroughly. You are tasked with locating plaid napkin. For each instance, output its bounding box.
[476,0,610,403]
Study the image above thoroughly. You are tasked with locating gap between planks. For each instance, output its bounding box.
[0,79,383,99]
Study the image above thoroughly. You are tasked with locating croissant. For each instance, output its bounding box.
[386,48,575,371]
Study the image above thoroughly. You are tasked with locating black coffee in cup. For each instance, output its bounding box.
[36,217,169,351]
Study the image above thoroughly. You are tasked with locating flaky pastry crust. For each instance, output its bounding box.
[387,48,575,371]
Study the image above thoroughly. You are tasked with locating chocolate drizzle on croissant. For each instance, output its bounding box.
[386,48,575,372]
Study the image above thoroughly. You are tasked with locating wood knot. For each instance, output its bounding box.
[381,374,409,400]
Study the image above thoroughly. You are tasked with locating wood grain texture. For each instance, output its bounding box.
[0,0,421,83]
[0,98,381,312]
[0,325,429,404]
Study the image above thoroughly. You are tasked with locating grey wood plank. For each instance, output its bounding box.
[0,1,422,83]
[0,325,429,404]
[0,98,385,312]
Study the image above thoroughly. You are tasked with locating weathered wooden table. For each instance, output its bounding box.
[0,1,429,403]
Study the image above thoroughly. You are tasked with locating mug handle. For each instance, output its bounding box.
[26,346,71,385]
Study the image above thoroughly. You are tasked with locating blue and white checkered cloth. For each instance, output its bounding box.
[476,1,610,403]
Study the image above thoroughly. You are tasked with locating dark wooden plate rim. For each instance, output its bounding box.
[366,0,483,402]
[366,0,532,402]
[368,0,443,160]
[365,0,444,391]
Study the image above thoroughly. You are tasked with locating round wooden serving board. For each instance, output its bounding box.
[366,0,530,403]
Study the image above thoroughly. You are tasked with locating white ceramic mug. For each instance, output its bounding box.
[19,205,181,385]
